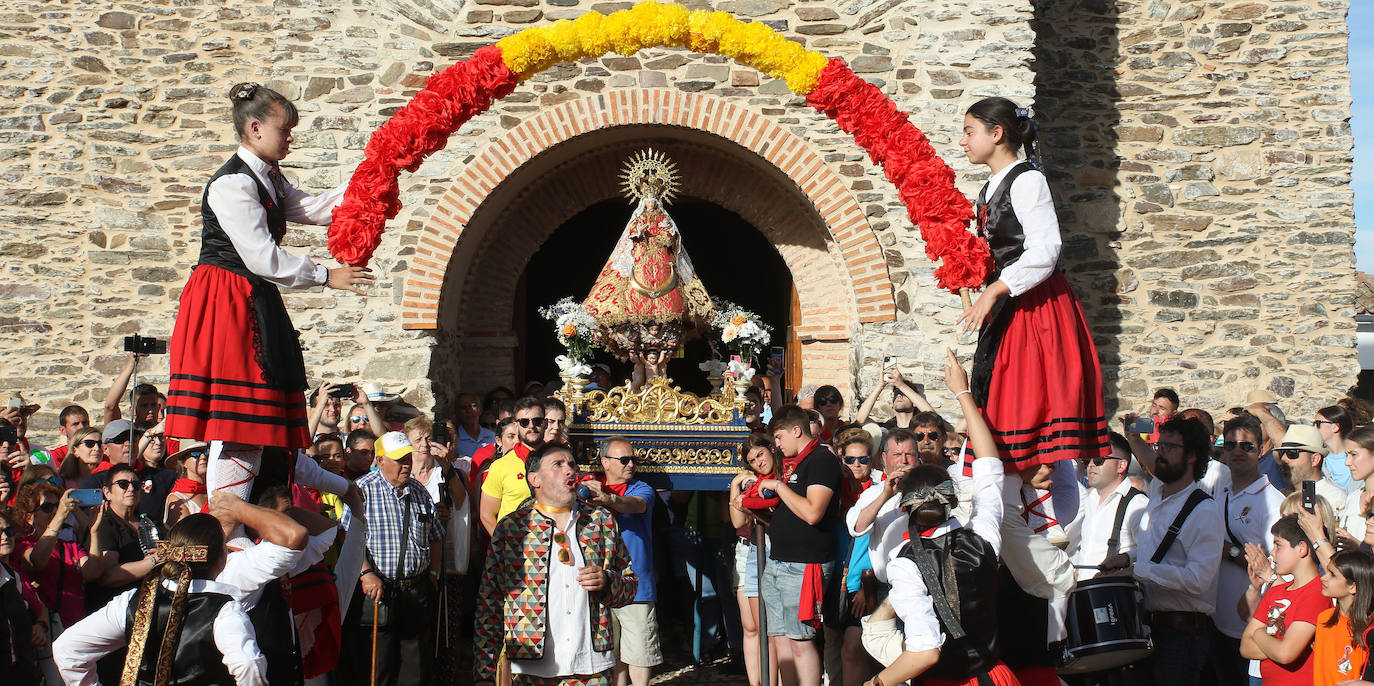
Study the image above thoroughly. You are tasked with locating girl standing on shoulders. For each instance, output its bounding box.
[164,83,368,513]
[956,96,1110,471]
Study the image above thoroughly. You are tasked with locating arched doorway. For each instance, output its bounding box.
[520,199,793,396]
[409,91,901,412]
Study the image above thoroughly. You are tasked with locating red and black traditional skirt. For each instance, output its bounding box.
[166,264,309,449]
[971,272,1109,470]
[925,661,1022,686]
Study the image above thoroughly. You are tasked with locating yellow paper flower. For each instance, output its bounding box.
[500,2,827,92]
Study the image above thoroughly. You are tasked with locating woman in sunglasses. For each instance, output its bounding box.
[729,434,780,686]
[813,385,847,444]
[0,506,45,686]
[834,428,882,686]
[164,445,210,528]
[13,482,105,630]
[86,463,158,645]
[56,427,103,491]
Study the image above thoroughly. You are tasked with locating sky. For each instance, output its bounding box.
[1353,2,1373,271]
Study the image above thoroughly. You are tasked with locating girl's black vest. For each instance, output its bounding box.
[123,585,235,686]
[199,156,307,391]
[898,528,1000,681]
[970,162,1034,406]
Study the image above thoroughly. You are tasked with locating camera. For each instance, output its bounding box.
[123,334,167,355]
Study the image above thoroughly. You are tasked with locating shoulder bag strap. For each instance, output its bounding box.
[1150,489,1212,564]
[1106,488,1144,558]
[1223,490,1245,550]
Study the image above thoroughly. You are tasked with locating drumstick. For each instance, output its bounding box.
[1072,564,1102,570]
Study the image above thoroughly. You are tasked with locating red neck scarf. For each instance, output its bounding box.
[171,478,207,495]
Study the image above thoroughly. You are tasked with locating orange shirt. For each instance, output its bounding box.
[1313,608,1368,686]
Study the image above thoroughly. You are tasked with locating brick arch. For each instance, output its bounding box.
[403,89,895,332]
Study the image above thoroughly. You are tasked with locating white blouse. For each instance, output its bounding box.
[53,579,267,686]
[205,147,347,289]
[980,163,1062,297]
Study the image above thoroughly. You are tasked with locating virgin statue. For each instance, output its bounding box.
[583,149,714,386]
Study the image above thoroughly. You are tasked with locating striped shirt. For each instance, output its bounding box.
[342,471,443,579]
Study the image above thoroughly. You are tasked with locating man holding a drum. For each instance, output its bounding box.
[1099,416,1224,686]
[1069,432,1147,581]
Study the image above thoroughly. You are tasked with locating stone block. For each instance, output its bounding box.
[603,57,641,71]
[730,70,758,87]
[685,64,729,81]
[796,7,838,20]
[797,23,845,35]
[718,0,790,17]
[1174,126,1260,148]
[364,350,430,381]
[639,71,668,87]
[850,56,892,73]
[503,9,543,22]
[97,11,136,29]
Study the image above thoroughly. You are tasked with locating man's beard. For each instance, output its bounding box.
[1155,456,1188,483]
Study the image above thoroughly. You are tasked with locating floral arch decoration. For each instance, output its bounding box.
[327,0,991,294]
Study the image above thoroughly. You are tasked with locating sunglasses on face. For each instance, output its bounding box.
[606,456,636,466]
[1084,456,1121,466]
[112,479,141,490]
[105,437,130,445]
[1276,450,1309,460]
[38,502,59,514]
[1223,440,1257,453]
[1155,440,1184,453]
[941,447,962,458]
[517,417,546,428]
[188,449,208,460]
[553,530,574,565]
[913,432,942,442]
[349,416,367,424]
[816,397,842,406]
[79,439,101,449]
[0,526,13,538]
[844,455,871,465]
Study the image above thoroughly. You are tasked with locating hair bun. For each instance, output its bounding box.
[229,82,260,102]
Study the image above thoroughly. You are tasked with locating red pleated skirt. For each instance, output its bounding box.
[925,661,1022,686]
[165,265,309,449]
[984,273,1109,469]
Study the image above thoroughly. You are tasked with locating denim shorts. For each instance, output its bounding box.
[735,538,771,598]
[760,559,829,640]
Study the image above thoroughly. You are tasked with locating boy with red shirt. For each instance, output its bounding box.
[1241,513,1332,684]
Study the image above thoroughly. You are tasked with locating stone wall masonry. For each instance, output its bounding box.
[0,0,1357,446]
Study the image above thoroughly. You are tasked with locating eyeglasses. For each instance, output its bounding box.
[517,417,546,428]
[1223,440,1257,453]
[349,416,367,424]
[1155,440,1184,453]
[552,530,574,565]
[816,397,842,406]
[188,450,207,460]
[38,502,59,514]
[1314,420,1338,428]
[112,478,141,490]
[606,455,636,466]
[1276,450,1309,460]
[105,437,130,445]
[844,455,871,465]
[79,439,100,449]
[941,447,962,459]
[913,432,942,442]
[0,526,13,538]
[1084,456,1121,466]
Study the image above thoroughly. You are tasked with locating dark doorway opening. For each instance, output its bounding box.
[520,199,792,395]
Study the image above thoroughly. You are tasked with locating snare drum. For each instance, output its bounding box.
[1058,577,1153,675]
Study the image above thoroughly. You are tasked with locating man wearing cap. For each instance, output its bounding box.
[474,442,638,686]
[341,431,444,686]
[1274,424,1346,510]
[79,419,143,489]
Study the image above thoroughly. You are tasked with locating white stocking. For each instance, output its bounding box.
[208,441,261,549]
[207,441,262,500]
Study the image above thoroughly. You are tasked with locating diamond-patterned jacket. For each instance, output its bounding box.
[473,499,638,682]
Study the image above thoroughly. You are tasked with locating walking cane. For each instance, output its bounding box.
[370,597,381,686]
[754,521,769,686]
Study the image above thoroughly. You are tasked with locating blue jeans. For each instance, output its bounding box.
[1150,617,1212,686]
[761,559,831,640]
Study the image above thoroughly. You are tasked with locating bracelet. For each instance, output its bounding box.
[360,569,378,580]
[1313,539,1329,549]
[954,390,972,400]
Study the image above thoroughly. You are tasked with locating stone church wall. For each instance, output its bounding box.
[0,0,1356,444]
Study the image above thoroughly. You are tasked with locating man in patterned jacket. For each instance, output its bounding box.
[474,442,638,686]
